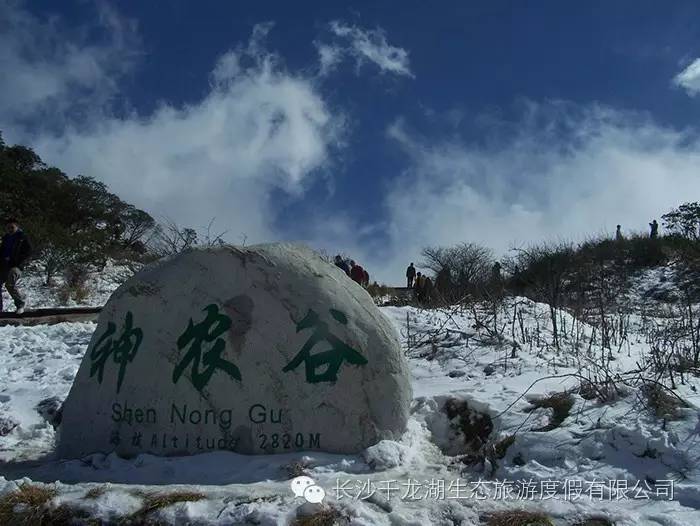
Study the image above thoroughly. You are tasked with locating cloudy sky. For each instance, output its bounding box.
[3,0,700,283]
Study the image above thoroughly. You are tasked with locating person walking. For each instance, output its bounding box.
[406,263,416,288]
[0,218,32,314]
[649,220,659,239]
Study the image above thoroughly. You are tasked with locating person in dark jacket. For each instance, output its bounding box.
[0,218,32,314]
[406,263,416,288]
[334,255,350,276]
[615,224,623,241]
[422,276,433,304]
[414,271,424,301]
[349,260,365,285]
[649,219,659,239]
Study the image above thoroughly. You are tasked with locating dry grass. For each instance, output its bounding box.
[73,283,92,303]
[443,398,494,452]
[526,392,574,432]
[483,509,553,526]
[641,382,687,420]
[122,490,207,524]
[57,283,93,305]
[291,507,344,526]
[56,285,72,305]
[0,483,77,526]
[83,486,107,500]
[284,459,312,479]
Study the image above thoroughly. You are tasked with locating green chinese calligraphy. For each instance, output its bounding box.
[283,308,368,383]
[90,311,143,393]
[172,304,241,391]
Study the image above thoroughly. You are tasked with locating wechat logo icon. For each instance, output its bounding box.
[290,476,326,503]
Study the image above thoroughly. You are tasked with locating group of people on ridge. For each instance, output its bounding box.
[615,219,660,241]
[334,255,370,287]
[0,216,672,316]
[406,262,433,303]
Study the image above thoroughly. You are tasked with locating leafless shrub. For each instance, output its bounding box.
[641,382,688,420]
[506,241,576,349]
[421,242,494,301]
[149,217,228,258]
[57,263,92,305]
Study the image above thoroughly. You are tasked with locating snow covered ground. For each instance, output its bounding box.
[0,261,135,311]
[1,271,699,524]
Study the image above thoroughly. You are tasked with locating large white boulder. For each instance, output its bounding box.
[57,243,412,458]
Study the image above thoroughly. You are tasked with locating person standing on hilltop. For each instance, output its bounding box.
[406,262,416,288]
[0,217,32,314]
[616,225,623,241]
[649,219,659,239]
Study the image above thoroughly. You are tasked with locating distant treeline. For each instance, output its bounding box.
[421,211,700,312]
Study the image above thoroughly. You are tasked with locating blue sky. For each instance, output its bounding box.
[3,0,700,283]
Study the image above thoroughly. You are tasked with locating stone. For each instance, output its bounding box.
[0,416,18,436]
[447,370,466,378]
[483,365,496,376]
[57,243,412,458]
[36,396,63,429]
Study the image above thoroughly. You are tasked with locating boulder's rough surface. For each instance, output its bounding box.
[57,243,412,458]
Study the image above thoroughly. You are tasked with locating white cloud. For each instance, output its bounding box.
[0,0,139,125]
[370,102,700,283]
[3,5,343,242]
[317,21,413,78]
[7,2,699,289]
[673,58,700,96]
[315,43,343,77]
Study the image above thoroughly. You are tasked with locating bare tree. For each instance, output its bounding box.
[202,218,228,247]
[149,219,199,257]
[508,241,576,349]
[149,217,231,258]
[421,243,494,299]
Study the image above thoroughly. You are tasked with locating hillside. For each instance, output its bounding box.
[0,265,698,525]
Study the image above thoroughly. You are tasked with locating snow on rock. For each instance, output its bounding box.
[58,243,412,458]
